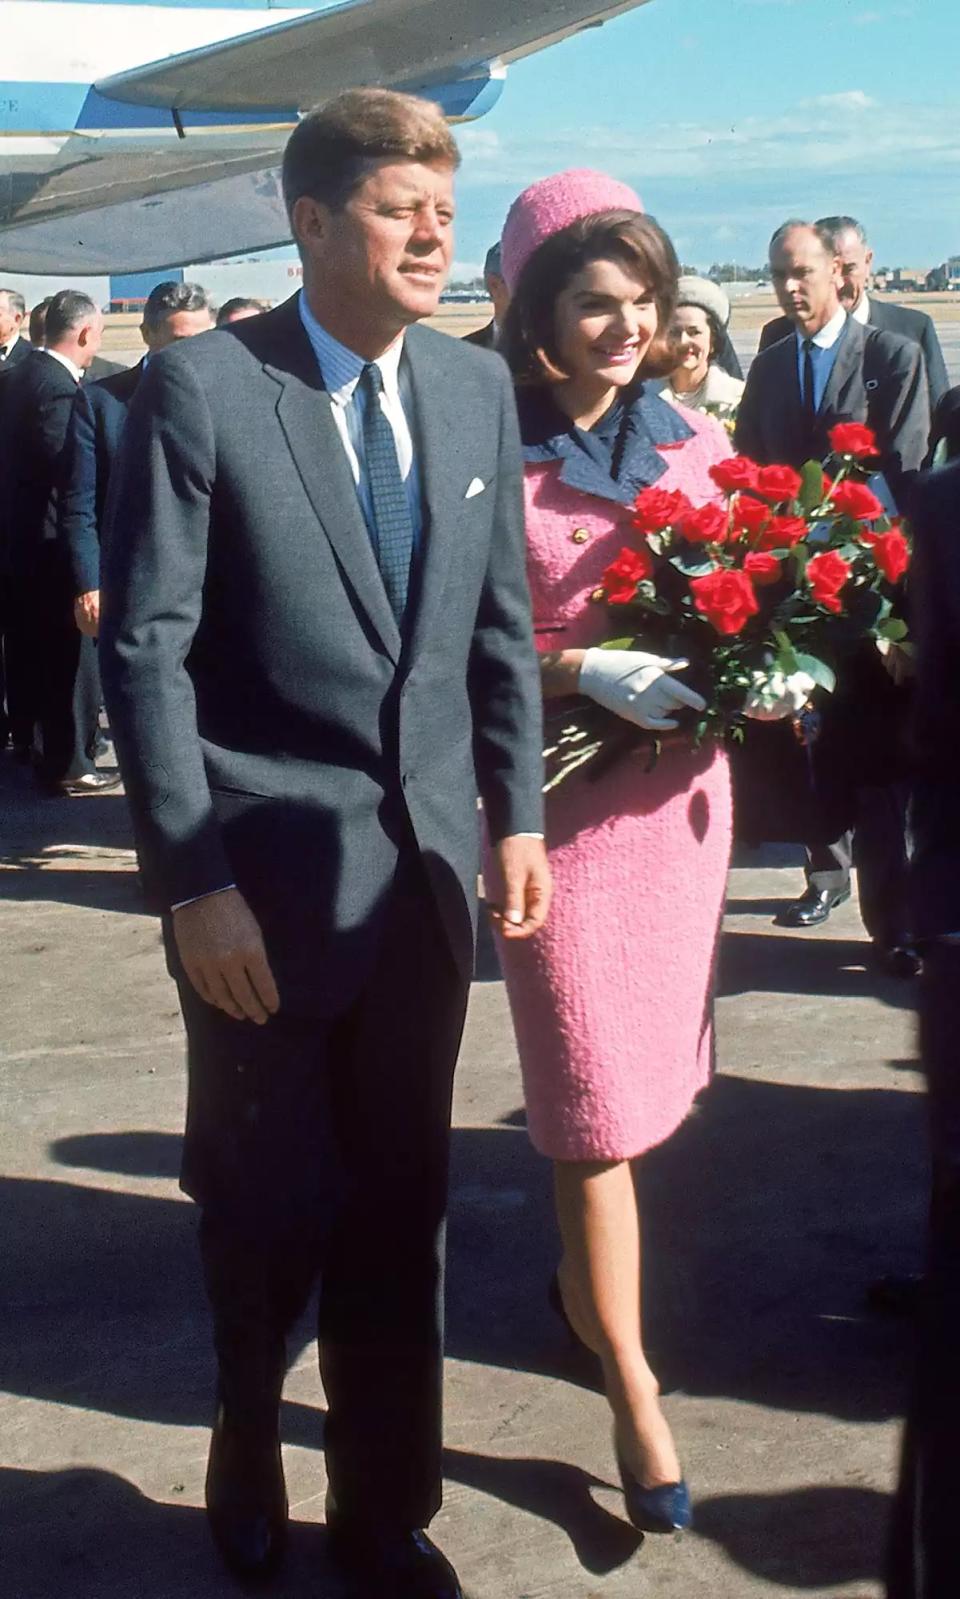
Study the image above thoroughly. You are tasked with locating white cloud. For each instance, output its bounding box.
[456,92,960,190]
[804,90,876,111]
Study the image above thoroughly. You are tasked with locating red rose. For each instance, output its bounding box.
[862,527,910,584]
[806,550,852,614]
[709,456,760,494]
[827,480,885,520]
[632,486,693,534]
[732,496,771,538]
[690,567,760,636]
[603,544,653,603]
[678,502,728,544]
[756,514,808,551]
[755,464,803,502]
[829,422,879,460]
[743,551,782,587]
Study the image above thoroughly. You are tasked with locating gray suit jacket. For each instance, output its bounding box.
[759,299,949,412]
[99,295,544,1014]
[735,316,930,502]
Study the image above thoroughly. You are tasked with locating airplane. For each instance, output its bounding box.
[1,0,654,274]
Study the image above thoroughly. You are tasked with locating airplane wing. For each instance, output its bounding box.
[97,0,652,112]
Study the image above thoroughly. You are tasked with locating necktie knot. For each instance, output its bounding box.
[360,362,384,399]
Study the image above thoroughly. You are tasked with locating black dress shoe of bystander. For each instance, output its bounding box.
[775,885,851,929]
[205,1407,288,1584]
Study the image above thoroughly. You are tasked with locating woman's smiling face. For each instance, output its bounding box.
[552,256,660,391]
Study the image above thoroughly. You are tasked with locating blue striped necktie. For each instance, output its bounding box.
[358,362,414,624]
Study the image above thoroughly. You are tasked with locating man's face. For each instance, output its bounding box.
[296,159,455,334]
[0,294,23,346]
[770,228,842,334]
[833,228,874,311]
[144,306,215,353]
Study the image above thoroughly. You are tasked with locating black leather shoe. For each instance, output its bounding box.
[775,885,851,928]
[326,1520,463,1598]
[205,1407,288,1584]
[873,943,922,979]
[44,771,123,797]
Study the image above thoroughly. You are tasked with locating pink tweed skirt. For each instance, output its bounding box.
[490,739,731,1162]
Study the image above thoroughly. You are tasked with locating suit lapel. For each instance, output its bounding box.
[263,305,402,664]
[403,329,466,663]
[821,317,862,416]
[769,336,804,459]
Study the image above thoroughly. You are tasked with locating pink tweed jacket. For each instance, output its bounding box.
[524,403,731,654]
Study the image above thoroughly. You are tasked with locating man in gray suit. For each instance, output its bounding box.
[100,88,550,1599]
[736,220,929,957]
[759,216,949,415]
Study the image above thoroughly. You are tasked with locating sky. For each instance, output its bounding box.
[448,0,960,278]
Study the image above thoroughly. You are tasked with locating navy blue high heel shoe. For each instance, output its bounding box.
[617,1456,692,1535]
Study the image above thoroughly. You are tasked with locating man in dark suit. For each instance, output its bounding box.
[60,280,215,642]
[759,216,949,415]
[0,288,35,751]
[886,457,960,1597]
[0,288,30,380]
[99,88,549,1599]
[736,221,929,959]
[0,289,121,795]
[462,240,509,350]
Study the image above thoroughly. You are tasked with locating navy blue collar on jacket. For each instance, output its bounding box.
[516,382,695,506]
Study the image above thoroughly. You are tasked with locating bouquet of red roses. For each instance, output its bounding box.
[544,422,911,790]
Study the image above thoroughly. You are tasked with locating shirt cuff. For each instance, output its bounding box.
[170,884,237,912]
[513,832,545,840]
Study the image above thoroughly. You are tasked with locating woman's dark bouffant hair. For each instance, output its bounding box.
[500,210,681,386]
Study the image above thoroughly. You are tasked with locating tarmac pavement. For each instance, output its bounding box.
[0,749,923,1598]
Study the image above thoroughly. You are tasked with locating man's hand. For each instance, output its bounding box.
[486,835,552,941]
[74,590,100,637]
[173,888,280,1024]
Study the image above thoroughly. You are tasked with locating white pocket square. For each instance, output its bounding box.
[464,477,486,499]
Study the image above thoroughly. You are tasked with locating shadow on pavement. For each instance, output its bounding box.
[695,1484,889,1588]
[718,928,918,1009]
[3,1000,921,1591]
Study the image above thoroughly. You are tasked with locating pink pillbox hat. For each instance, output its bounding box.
[500,168,644,292]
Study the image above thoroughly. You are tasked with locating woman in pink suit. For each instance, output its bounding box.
[489,172,733,1535]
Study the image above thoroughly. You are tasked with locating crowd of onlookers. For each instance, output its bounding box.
[0,282,266,794]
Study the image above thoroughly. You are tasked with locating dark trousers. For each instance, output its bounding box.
[887,943,960,1596]
[30,554,100,783]
[806,784,912,945]
[178,856,469,1531]
[0,576,37,750]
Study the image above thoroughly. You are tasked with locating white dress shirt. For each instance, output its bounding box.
[851,292,871,326]
[297,290,423,553]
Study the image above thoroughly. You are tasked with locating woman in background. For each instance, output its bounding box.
[657,275,744,427]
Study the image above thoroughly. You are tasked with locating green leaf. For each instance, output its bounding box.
[799,460,825,512]
[601,637,635,651]
[669,551,716,577]
[794,652,837,693]
[878,617,909,642]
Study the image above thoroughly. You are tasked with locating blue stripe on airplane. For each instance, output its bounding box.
[0,83,295,130]
[0,71,502,131]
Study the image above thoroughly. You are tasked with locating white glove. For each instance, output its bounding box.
[578,648,707,732]
[743,668,816,721]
